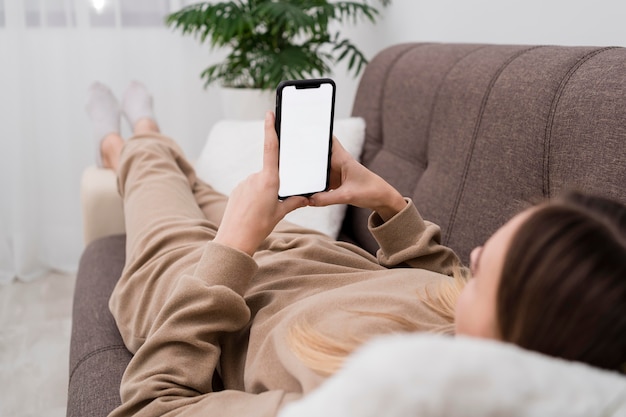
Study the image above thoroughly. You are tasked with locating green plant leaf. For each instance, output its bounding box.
[254,2,320,38]
[166,0,392,90]
[331,36,368,77]
[333,1,379,24]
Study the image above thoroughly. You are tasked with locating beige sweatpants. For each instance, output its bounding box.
[109,133,231,353]
[109,132,317,353]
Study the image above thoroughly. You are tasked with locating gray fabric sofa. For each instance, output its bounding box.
[67,43,626,416]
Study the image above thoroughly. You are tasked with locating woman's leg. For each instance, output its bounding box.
[126,81,230,224]
[191,178,229,226]
[93,83,223,352]
[112,82,231,259]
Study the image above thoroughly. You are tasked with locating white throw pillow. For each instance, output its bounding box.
[195,117,366,238]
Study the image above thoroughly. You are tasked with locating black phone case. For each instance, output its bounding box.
[275,78,336,199]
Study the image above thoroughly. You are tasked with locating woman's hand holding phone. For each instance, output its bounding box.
[214,83,406,256]
[308,136,407,222]
[214,112,309,256]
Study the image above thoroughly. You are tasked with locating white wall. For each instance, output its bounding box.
[374,0,626,47]
[331,0,626,118]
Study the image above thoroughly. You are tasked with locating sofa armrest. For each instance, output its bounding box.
[67,234,131,417]
[80,166,125,245]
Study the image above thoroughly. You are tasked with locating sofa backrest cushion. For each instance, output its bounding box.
[344,43,626,262]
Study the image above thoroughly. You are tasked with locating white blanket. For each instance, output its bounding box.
[279,334,626,417]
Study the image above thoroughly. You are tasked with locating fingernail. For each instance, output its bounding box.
[265,111,272,123]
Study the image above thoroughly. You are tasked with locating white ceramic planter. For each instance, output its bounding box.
[219,87,275,120]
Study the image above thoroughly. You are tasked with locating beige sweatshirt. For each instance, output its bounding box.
[109,199,460,417]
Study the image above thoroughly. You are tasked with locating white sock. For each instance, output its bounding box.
[85,82,120,167]
[121,80,155,128]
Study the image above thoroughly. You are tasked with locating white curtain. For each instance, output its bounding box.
[0,0,224,284]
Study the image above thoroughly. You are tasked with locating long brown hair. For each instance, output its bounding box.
[287,267,468,377]
[497,191,626,373]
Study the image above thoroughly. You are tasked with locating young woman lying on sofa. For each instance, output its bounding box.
[86,81,626,417]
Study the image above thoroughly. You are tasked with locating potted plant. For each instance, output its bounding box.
[166,0,391,118]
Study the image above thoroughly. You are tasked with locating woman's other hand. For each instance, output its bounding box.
[214,112,309,255]
[309,136,406,222]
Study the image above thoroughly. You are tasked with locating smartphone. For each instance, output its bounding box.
[275,78,336,199]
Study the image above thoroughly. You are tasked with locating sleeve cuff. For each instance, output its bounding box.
[368,198,428,258]
[193,241,259,296]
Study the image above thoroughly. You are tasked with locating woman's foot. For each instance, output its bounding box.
[85,82,122,168]
[121,80,160,135]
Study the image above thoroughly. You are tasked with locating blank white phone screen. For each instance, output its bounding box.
[278,83,333,198]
